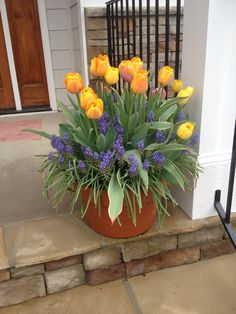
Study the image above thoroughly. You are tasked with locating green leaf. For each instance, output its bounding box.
[105,125,117,150]
[156,97,181,118]
[115,103,128,128]
[67,93,80,111]
[128,112,139,136]
[108,171,124,223]
[131,123,150,146]
[145,143,162,151]
[72,129,97,150]
[149,121,172,130]
[159,104,177,121]
[59,123,74,137]
[96,134,106,152]
[124,150,149,192]
[159,143,188,153]
[57,100,79,127]
[162,161,185,190]
[22,128,51,140]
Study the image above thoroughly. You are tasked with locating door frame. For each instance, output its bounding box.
[0,0,57,112]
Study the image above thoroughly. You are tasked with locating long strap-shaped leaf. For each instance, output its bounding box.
[108,171,124,223]
[22,128,52,140]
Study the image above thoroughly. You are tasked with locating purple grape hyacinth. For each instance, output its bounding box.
[48,152,54,160]
[58,155,65,164]
[128,154,139,176]
[147,111,155,122]
[156,130,166,143]
[62,134,71,142]
[177,111,186,122]
[78,160,86,172]
[143,159,150,171]
[191,133,199,145]
[99,150,113,172]
[152,151,166,166]
[137,140,144,152]
[98,112,110,135]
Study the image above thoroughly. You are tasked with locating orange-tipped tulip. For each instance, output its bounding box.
[131,70,148,94]
[80,87,97,110]
[90,55,110,77]
[171,79,183,93]
[118,60,135,83]
[85,98,104,119]
[177,122,195,140]
[64,72,84,94]
[158,66,174,87]
[104,67,119,85]
[131,57,143,72]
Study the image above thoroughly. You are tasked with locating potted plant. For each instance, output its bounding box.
[26,55,200,238]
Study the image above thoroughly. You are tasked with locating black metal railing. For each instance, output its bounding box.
[106,0,182,88]
[214,118,236,249]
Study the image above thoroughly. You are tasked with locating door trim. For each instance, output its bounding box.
[37,0,57,111]
[0,0,57,112]
[0,0,21,110]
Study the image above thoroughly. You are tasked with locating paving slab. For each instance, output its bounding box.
[4,215,102,268]
[129,253,236,314]
[0,226,9,270]
[0,280,135,314]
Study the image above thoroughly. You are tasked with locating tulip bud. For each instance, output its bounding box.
[118,60,135,83]
[177,122,195,140]
[177,86,195,106]
[80,87,97,110]
[131,70,148,94]
[131,57,143,72]
[64,72,84,94]
[90,55,110,77]
[104,67,119,85]
[85,98,104,120]
[158,66,174,87]
[171,79,183,93]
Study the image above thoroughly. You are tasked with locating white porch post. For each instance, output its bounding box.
[173,0,236,219]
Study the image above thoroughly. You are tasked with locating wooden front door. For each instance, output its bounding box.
[5,0,49,108]
[0,16,15,110]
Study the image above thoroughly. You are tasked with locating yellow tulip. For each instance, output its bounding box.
[177,89,190,105]
[104,67,119,85]
[80,87,97,110]
[64,72,84,94]
[90,55,110,77]
[131,70,148,94]
[185,86,195,98]
[177,122,195,140]
[171,79,183,93]
[85,98,104,120]
[158,66,174,87]
[131,57,143,72]
[118,60,135,82]
[177,86,195,105]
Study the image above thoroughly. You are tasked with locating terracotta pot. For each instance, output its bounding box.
[80,188,156,238]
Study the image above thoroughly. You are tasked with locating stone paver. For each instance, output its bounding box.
[0,226,9,270]
[0,280,135,314]
[10,264,44,279]
[84,247,121,270]
[1,254,236,313]
[4,215,102,268]
[129,253,236,314]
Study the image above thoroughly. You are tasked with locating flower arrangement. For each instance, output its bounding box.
[26,55,200,231]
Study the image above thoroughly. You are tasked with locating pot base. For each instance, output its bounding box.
[81,189,156,238]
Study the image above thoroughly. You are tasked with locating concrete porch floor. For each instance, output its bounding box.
[0,112,73,224]
[1,253,236,314]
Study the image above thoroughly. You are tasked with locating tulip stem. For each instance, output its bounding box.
[93,120,99,137]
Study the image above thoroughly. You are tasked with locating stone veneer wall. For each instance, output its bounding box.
[85,7,183,88]
[0,223,235,307]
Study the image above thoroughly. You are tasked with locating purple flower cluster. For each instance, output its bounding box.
[128,154,139,176]
[98,112,110,135]
[152,152,166,166]
[99,150,113,172]
[58,155,65,164]
[48,152,54,160]
[143,159,150,171]
[177,111,186,122]
[191,133,199,145]
[156,130,166,143]
[50,135,74,155]
[170,132,176,141]
[147,111,155,122]
[78,160,86,172]
[113,114,125,160]
[137,140,144,152]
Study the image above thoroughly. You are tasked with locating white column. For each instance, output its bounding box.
[173,0,236,219]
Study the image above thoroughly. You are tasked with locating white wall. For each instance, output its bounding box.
[175,0,236,219]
